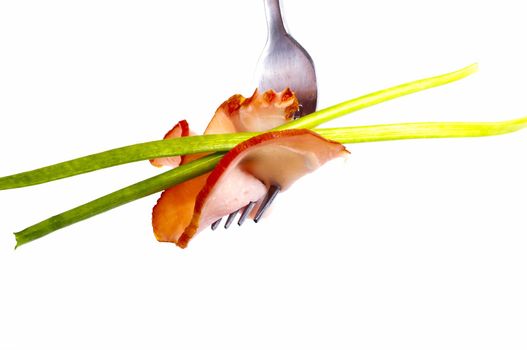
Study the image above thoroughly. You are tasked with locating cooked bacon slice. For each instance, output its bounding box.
[152,89,299,244]
[176,129,349,248]
[149,120,190,168]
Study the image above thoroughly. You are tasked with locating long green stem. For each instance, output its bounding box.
[14,154,224,248]
[1,64,478,191]
[11,64,481,247]
[275,63,479,130]
[320,116,527,143]
[4,114,527,191]
[0,136,237,190]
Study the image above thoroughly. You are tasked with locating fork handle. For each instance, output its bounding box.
[263,0,287,38]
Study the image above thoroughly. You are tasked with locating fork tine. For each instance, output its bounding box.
[253,184,281,223]
[211,218,222,230]
[238,201,256,226]
[224,210,238,229]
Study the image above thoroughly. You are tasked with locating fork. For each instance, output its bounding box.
[212,0,318,230]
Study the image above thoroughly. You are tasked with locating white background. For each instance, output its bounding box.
[1,0,527,349]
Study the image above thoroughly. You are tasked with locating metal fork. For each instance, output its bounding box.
[212,0,317,230]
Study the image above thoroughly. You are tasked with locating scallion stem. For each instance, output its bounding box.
[275,63,479,130]
[14,154,224,248]
[320,116,527,143]
[4,114,527,192]
[0,135,243,190]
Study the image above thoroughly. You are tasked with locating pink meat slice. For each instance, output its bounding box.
[177,129,349,248]
[152,89,299,244]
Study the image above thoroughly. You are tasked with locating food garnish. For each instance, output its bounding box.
[2,64,527,249]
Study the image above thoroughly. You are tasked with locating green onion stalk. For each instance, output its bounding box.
[3,64,526,248]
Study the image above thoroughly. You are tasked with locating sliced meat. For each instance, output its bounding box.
[177,129,349,248]
[152,89,299,244]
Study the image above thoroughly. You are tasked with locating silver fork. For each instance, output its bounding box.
[212,0,318,230]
